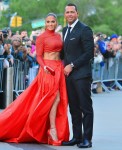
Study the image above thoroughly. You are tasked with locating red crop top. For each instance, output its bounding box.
[36,29,63,68]
[36,29,63,56]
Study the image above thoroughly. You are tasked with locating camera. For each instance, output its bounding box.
[2,30,9,38]
[22,37,30,46]
[22,41,26,46]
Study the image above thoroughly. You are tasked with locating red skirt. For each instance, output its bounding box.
[0,60,69,144]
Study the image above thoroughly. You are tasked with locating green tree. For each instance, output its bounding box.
[91,0,122,35]
[0,0,122,35]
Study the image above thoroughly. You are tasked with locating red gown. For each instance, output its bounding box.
[0,29,69,144]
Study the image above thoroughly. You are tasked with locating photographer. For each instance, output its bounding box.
[0,30,13,68]
[3,43,14,68]
[94,33,116,59]
[11,35,36,64]
[0,29,11,45]
[11,35,24,61]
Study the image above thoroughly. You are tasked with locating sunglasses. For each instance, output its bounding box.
[13,39,21,42]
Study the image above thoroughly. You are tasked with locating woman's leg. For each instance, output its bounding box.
[49,91,60,140]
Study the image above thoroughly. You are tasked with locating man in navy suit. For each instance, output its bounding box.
[61,3,94,148]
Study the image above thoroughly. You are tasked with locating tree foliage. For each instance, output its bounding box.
[0,0,122,35]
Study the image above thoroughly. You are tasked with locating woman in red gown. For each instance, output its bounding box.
[0,13,69,146]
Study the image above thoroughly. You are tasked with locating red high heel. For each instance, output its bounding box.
[47,129,61,146]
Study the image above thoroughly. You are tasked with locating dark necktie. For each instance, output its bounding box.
[65,27,71,43]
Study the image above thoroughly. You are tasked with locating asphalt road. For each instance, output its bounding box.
[0,90,122,150]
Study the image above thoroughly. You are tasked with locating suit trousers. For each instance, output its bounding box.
[66,75,93,141]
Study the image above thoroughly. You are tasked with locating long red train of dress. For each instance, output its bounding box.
[0,30,69,144]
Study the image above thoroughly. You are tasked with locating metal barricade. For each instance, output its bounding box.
[0,58,13,108]
[13,59,19,98]
[92,55,122,93]
[92,62,101,83]
[102,57,122,91]
[101,58,116,92]
[116,56,122,89]
[0,58,4,108]
[0,58,4,93]
[13,59,30,97]
[92,61,110,93]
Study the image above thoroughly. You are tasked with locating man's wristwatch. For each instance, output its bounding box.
[70,62,74,68]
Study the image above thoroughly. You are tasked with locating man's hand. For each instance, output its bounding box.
[64,64,73,76]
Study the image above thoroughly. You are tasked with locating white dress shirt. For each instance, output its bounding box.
[64,19,79,41]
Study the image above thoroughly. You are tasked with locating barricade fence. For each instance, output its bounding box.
[13,59,30,96]
[0,57,122,108]
[13,59,39,97]
[0,58,4,93]
[92,56,122,93]
[0,58,38,108]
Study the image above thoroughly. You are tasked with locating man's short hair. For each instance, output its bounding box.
[66,3,78,12]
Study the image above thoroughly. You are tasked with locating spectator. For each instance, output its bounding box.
[3,43,14,67]
[95,33,116,58]
[11,35,24,61]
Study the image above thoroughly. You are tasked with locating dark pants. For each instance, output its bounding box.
[66,76,93,141]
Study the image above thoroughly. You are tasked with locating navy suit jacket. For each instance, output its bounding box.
[61,21,94,79]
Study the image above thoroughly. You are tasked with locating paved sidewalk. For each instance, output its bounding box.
[0,91,122,150]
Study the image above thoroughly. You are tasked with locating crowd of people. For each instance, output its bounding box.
[0,2,122,149]
[0,29,40,68]
[94,32,122,64]
[93,32,122,93]
[0,24,122,71]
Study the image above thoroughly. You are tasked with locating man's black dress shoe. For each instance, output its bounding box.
[62,138,81,146]
[77,139,92,148]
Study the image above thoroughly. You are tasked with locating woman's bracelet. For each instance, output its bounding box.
[44,66,47,70]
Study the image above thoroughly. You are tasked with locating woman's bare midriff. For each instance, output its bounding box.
[43,52,60,60]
